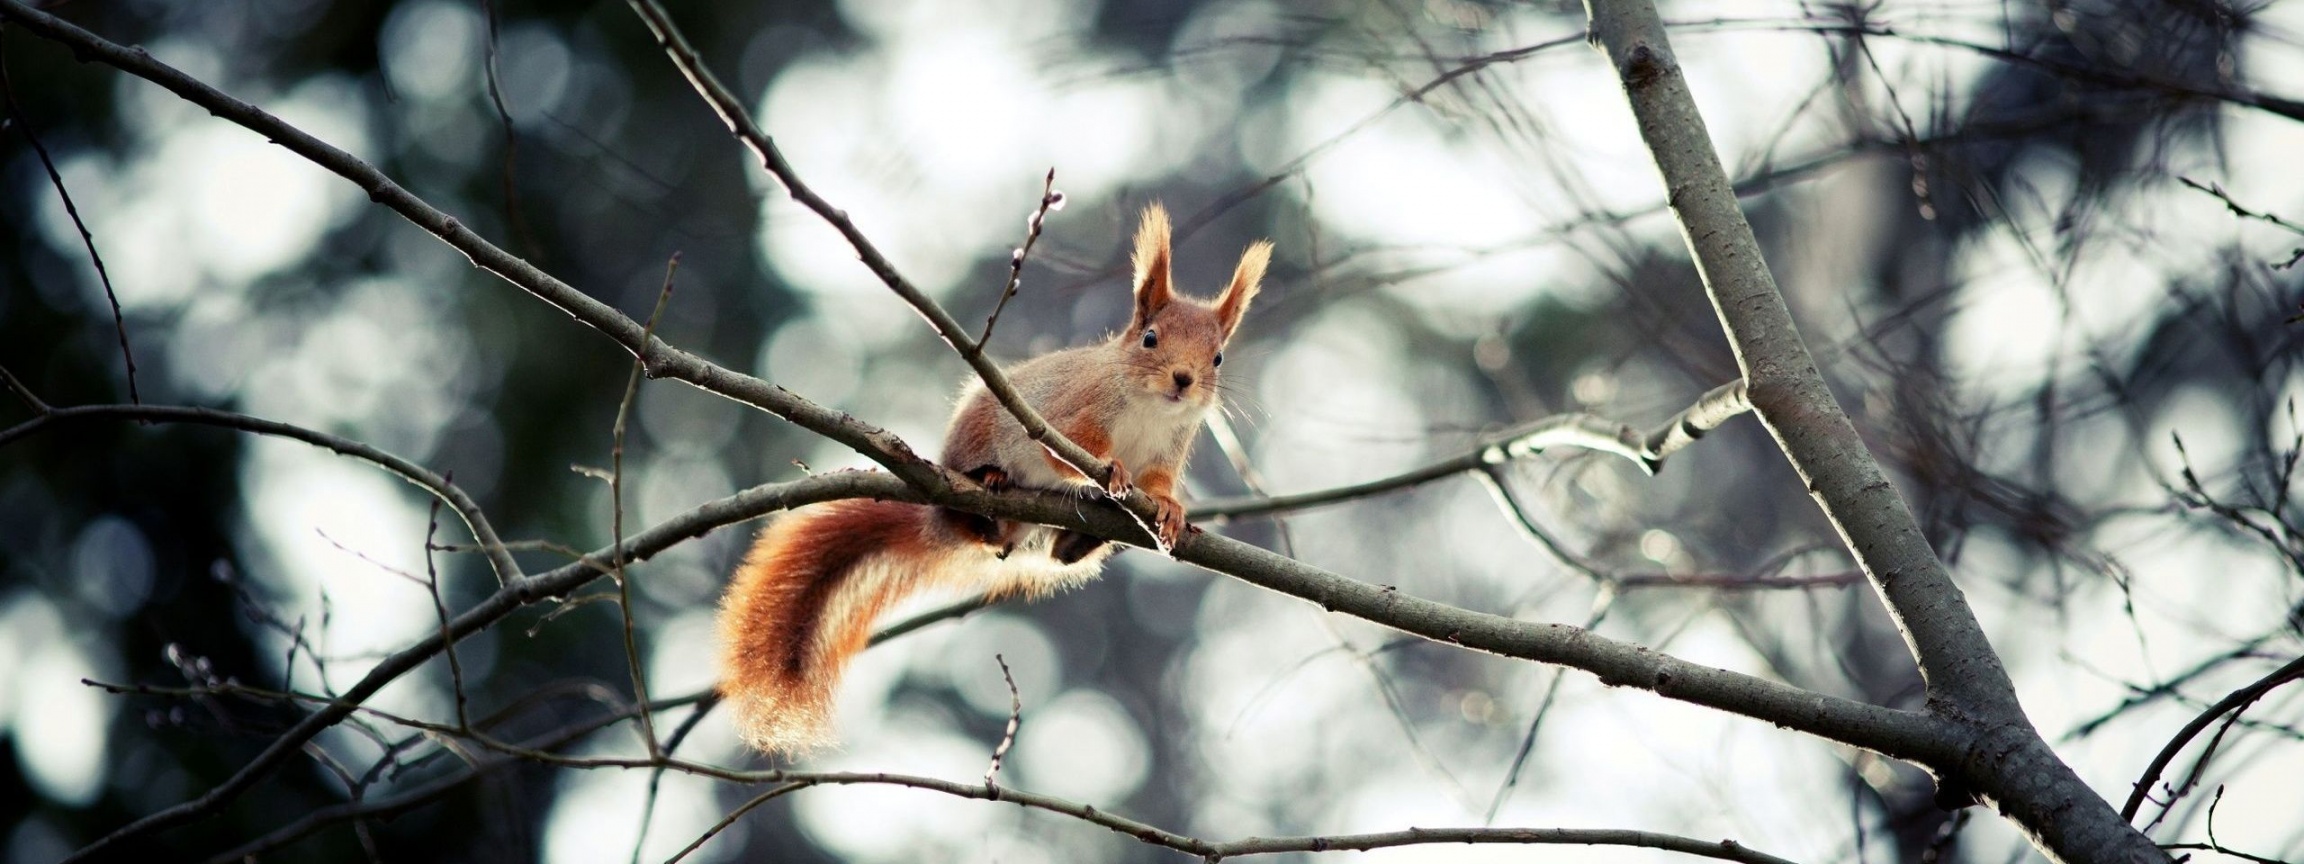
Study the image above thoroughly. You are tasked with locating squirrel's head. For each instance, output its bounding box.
[1119,201,1269,411]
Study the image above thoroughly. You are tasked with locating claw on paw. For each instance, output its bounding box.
[1150,494,1187,551]
[1103,458,1135,499]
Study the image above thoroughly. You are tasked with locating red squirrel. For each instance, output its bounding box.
[717,203,1269,754]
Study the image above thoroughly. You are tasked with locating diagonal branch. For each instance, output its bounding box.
[980,168,1063,346]
[1585,1,2167,861]
[0,0,957,497]
[621,0,1111,490]
[1,38,138,404]
[2120,652,2304,822]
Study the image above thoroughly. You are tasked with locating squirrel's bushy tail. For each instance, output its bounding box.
[716,499,955,755]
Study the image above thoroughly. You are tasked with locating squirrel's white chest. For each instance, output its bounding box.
[1108,396,1203,470]
[1000,392,1205,490]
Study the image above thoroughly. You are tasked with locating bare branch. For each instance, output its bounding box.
[198,687,716,864]
[983,654,1020,793]
[0,404,519,587]
[9,414,892,860]
[2177,177,2304,238]
[0,0,957,495]
[664,782,806,864]
[620,0,1113,490]
[2158,786,2297,864]
[475,0,544,262]
[867,595,1000,647]
[980,169,1062,346]
[1199,380,1749,519]
[1,40,138,404]
[1586,1,2166,858]
[24,397,1954,858]
[612,255,680,763]
[2177,176,2304,271]
[2120,653,2304,822]
[420,488,469,731]
[0,362,48,414]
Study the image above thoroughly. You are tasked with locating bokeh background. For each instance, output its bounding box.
[3,0,2302,861]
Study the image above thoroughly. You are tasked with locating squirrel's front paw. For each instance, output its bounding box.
[1150,494,1188,550]
[1102,459,1135,500]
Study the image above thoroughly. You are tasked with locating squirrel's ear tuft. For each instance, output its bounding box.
[1216,239,1270,340]
[1131,202,1173,329]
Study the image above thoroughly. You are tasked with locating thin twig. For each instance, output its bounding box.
[2177,176,2304,270]
[2120,653,2304,821]
[477,0,544,263]
[1487,456,1854,592]
[633,688,723,864]
[979,168,1063,346]
[1486,594,1617,824]
[0,363,48,414]
[0,403,518,586]
[1,38,138,403]
[2065,637,2281,741]
[223,702,1813,864]
[1199,380,1751,519]
[2156,786,2293,864]
[422,486,470,731]
[984,654,1021,793]
[619,0,1116,493]
[199,687,718,864]
[2178,178,2304,237]
[614,254,680,765]
[867,595,999,647]
[0,0,958,497]
[662,783,807,864]
[313,528,428,587]
[618,257,679,862]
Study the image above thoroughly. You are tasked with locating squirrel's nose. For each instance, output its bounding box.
[1172,370,1194,391]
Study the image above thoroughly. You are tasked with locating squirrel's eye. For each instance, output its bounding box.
[1141,328,1158,349]
[1213,351,1224,368]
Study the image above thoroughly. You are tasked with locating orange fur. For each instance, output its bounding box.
[1044,414,1115,481]
[718,499,954,753]
[717,202,1269,755]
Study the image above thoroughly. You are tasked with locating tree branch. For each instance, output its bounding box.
[0,0,958,497]
[176,669,1810,864]
[1,40,138,403]
[1585,1,2167,860]
[1198,380,1749,519]
[621,0,1113,490]
[21,402,1960,859]
[25,432,893,860]
[0,403,520,587]
[2120,653,2304,821]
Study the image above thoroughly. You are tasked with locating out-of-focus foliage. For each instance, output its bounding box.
[2,0,2300,862]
